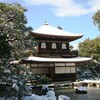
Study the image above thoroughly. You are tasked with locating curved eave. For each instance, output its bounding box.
[23,56,92,63]
[29,24,83,41]
[29,31,83,41]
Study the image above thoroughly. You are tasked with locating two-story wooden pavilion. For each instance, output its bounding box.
[11,23,92,81]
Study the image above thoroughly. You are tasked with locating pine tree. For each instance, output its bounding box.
[0,3,52,99]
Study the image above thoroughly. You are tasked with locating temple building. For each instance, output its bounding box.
[12,23,92,81]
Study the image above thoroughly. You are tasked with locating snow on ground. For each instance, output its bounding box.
[73,79,100,84]
[0,90,70,100]
[81,79,100,83]
[58,95,70,100]
[0,84,72,100]
[22,90,56,100]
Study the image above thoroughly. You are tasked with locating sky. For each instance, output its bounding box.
[0,0,100,49]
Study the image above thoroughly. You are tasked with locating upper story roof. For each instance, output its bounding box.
[29,23,83,42]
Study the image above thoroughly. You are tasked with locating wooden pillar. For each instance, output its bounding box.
[49,63,55,79]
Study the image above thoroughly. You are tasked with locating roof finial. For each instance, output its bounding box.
[44,20,48,25]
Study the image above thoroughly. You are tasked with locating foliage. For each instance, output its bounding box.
[0,65,34,98]
[0,35,11,63]
[0,3,50,99]
[34,75,52,84]
[78,36,100,80]
[0,3,35,61]
[92,10,100,30]
[78,37,100,62]
[0,3,34,99]
[76,61,100,80]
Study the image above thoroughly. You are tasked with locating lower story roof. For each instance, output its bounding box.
[25,56,92,63]
[10,56,92,64]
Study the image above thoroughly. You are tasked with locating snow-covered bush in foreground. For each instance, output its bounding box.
[46,90,56,100]
[22,90,56,100]
[0,97,18,100]
[0,90,71,100]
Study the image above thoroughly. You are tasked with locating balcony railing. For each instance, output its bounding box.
[34,49,78,58]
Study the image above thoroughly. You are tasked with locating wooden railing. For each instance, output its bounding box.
[34,50,78,58]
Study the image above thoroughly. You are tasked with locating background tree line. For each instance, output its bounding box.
[76,36,100,80]
[78,36,100,62]
[77,10,100,80]
[78,10,100,62]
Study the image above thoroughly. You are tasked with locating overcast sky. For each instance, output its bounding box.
[0,0,100,49]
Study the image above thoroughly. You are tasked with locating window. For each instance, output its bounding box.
[70,67,75,73]
[55,63,65,66]
[55,67,66,73]
[41,42,46,49]
[31,68,49,74]
[62,43,66,49]
[55,67,75,74]
[52,43,56,49]
[66,67,70,73]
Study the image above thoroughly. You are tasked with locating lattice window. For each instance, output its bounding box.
[52,43,57,49]
[41,42,46,49]
[62,43,66,49]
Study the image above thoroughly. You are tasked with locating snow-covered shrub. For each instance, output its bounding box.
[22,90,56,100]
[34,75,52,84]
[76,61,100,80]
[46,90,56,100]
[41,85,49,95]
[0,97,18,100]
[58,95,70,100]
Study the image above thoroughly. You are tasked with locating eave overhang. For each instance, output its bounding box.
[20,56,92,64]
[29,31,83,42]
[29,24,83,42]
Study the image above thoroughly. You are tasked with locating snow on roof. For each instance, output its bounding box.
[31,24,83,37]
[81,80,100,83]
[10,60,21,64]
[26,56,92,63]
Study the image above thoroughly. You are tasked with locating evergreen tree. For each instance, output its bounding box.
[0,3,36,61]
[0,3,51,99]
[76,61,100,80]
[0,2,34,99]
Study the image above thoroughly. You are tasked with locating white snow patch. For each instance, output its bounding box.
[22,90,56,100]
[12,83,19,91]
[0,97,18,100]
[77,86,86,91]
[58,95,70,100]
[4,69,11,73]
